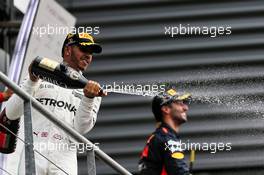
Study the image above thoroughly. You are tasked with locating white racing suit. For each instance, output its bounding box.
[5,77,101,175]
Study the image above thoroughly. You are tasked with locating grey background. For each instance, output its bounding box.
[2,0,264,174]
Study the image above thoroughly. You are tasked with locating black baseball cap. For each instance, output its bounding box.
[152,89,192,122]
[61,33,102,56]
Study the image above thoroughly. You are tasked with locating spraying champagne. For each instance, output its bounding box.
[30,57,158,97]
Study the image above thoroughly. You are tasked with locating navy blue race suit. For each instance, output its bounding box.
[138,123,189,175]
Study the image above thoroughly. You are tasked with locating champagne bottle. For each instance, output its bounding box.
[0,109,20,154]
[31,56,103,94]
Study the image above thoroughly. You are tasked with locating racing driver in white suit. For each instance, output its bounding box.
[5,32,106,174]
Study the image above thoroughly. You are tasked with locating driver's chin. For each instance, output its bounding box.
[78,63,88,71]
[172,113,187,124]
[79,66,86,71]
[181,113,187,122]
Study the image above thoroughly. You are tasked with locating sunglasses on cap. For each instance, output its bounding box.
[159,92,192,106]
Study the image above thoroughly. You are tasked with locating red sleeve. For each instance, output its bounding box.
[0,92,4,102]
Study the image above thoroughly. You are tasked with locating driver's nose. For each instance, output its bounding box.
[182,104,189,112]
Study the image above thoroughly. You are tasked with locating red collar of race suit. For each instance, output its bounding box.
[0,92,4,103]
[159,122,179,136]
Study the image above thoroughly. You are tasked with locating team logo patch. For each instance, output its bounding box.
[171,152,184,159]
[41,132,48,137]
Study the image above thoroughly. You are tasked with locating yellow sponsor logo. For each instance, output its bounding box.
[171,152,184,159]
[178,93,191,100]
[78,33,94,42]
[79,42,93,46]
[167,89,177,96]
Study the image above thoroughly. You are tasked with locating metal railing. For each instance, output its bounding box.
[0,71,132,175]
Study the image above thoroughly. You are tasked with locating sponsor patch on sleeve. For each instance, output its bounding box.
[171,152,184,159]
